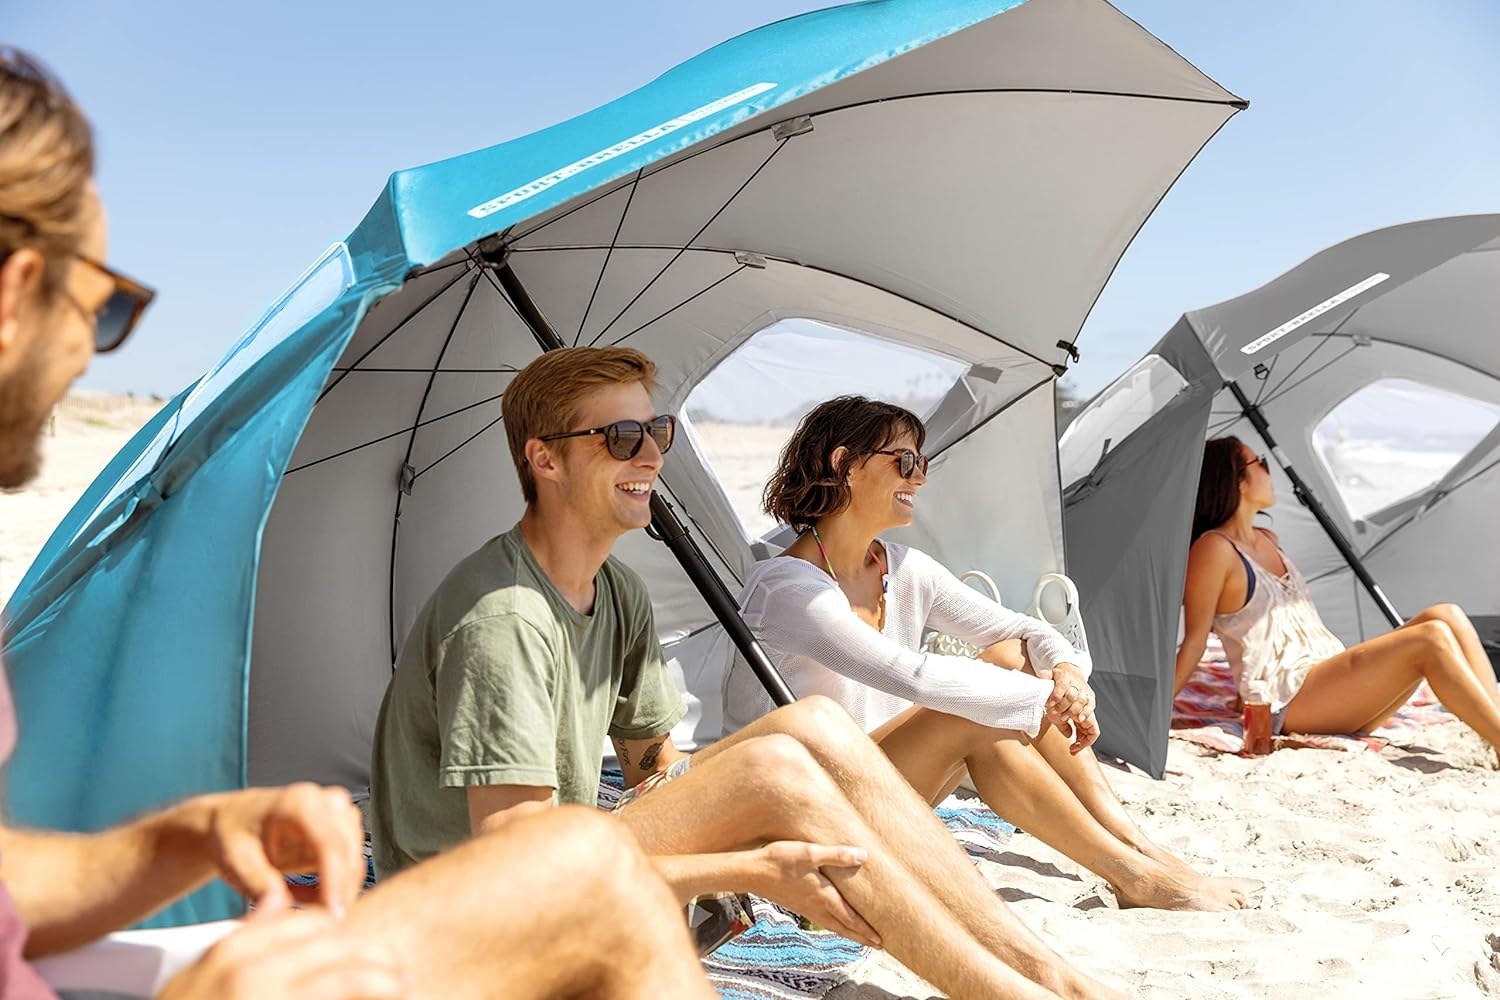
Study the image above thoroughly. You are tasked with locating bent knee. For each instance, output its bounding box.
[764,695,864,746]
[1416,603,1469,629]
[735,732,828,782]
[489,807,636,866]
[1408,619,1461,658]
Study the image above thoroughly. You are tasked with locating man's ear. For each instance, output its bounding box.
[525,437,564,486]
[0,247,46,370]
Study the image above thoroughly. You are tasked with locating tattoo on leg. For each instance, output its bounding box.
[619,745,631,770]
[640,740,664,772]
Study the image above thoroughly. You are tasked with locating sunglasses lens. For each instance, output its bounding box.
[650,415,675,455]
[604,421,645,460]
[94,289,135,352]
[895,451,928,477]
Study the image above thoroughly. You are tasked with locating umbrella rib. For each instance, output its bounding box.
[330,366,522,374]
[928,375,1056,461]
[515,243,1052,369]
[1259,343,1362,407]
[282,392,506,476]
[508,87,1246,247]
[387,273,484,662]
[575,168,643,346]
[317,266,473,404]
[788,260,1056,368]
[603,265,747,348]
[1206,412,1244,437]
[413,413,507,482]
[1256,330,1337,402]
[655,476,746,588]
[1348,452,1500,565]
[589,140,786,345]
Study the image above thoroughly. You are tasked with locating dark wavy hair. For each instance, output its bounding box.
[762,395,927,531]
[1192,436,1255,542]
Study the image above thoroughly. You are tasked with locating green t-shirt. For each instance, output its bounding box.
[368,527,686,878]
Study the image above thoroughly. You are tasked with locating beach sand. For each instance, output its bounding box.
[5,397,1499,998]
[842,722,1500,999]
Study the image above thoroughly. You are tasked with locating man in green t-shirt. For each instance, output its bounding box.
[369,346,1119,1000]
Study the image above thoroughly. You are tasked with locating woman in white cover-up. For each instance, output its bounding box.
[1176,436,1500,760]
[726,396,1257,911]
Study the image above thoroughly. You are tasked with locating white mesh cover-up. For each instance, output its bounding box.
[1208,531,1346,713]
[723,541,1091,736]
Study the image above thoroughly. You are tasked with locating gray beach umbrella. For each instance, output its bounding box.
[1061,214,1500,776]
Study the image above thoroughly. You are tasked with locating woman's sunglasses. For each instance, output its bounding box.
[873,447,930,479]
[71,254,156,353]
[540,414,676,461]
[1242,453,1270,474]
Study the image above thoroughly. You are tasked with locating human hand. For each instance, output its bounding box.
[203,784,366,919]
[1044,663,1099,754]
[156,909,404,1000]
[751,842,880,949]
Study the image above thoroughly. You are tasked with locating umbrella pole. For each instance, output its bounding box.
[486,248,797,707]
[1226,381,1403,629]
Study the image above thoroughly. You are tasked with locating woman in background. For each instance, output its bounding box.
[1175,436,1500,760]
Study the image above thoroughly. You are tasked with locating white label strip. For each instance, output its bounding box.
[466,81,779,220]
[1240,272,1390,355]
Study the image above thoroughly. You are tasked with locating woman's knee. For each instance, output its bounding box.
[1408,619,1462,662]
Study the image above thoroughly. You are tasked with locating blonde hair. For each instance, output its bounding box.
[0,48,95,292]
[502,346,658,503]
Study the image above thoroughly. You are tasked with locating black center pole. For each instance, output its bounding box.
[1226,380,1403,630]
[486,245,796,707]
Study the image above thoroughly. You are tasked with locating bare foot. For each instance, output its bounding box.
[1102,857,1247,911]
[1139,842,1264,907]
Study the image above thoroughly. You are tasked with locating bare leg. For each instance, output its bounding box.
[620,733,1069,1000]
[347,807,713,1000]
[1284,620,1500,753]
[876,706,1244,910]
[692,698,1123,999]
[975,641,1199,863]
[1404,605,1499,707]
[1024,724,1260,900]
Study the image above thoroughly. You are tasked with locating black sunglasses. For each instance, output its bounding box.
[1242,453,1270,474]
[70,253,155,353]
[872,448,929,479]
[539,414,676,461]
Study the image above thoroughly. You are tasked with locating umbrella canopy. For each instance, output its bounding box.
[3,0,1242,926]
[1060,214,1500,778]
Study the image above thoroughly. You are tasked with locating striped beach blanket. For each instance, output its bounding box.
[1172,636,1456,755]
[600,768,1013,1000]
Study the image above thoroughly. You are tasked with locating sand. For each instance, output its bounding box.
[5,396,1499,998]
[842,723,1500,999]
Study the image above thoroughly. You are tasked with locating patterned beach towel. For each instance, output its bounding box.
[600,768,1014,1000]
[1171,636,1456,755]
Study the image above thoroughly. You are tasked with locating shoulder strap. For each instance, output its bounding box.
[1203,531,1257,604]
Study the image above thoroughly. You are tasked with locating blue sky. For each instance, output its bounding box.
[7,0,1498,399]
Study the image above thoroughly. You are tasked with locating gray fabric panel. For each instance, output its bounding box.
[1063,384,1213,777]
[1474,615,1500,678]
[1183,215,1499,381]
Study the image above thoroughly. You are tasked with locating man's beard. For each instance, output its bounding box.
[0,349,51,491]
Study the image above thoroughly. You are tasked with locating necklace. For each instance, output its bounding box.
[808,525,888,593]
